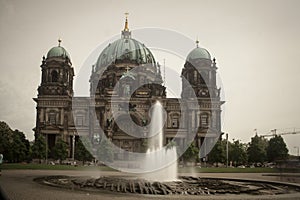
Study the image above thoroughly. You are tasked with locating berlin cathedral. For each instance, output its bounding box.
[33,16,224,160]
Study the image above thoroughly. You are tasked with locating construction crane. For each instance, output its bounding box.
[261,129,300,137]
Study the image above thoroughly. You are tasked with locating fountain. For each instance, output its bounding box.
[35,102,300,197]
[142,101,178,181]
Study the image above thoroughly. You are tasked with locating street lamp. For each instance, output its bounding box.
[72,132,76,161]
[45,134,48,164]
[226,133,229,168]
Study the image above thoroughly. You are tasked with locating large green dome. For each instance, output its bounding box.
[96,32,156,69]
[187,47,211,61]
[47,45,70,59]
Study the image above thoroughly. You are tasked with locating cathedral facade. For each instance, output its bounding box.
[33,18,224,161]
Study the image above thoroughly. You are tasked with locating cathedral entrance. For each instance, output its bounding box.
[46,134,56,158]
[112,114,144,154]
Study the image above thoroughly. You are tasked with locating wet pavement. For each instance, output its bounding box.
[1,170,300,200]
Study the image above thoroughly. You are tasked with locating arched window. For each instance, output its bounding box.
[200,113,209,128]
[172,117,179,128]
[51,70,58,82]
[76,115,84,127]
[170,113,180,128]
[123,84,131,96]
[194,70,198,82]
[49,112,56,124]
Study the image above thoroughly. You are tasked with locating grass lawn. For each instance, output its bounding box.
[2,163,299,173]
[178,167,281,173]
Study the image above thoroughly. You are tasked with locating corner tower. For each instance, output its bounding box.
[33,39,74,158]
[181,40,224,159]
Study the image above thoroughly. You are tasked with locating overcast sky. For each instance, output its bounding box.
[0,0,299,155]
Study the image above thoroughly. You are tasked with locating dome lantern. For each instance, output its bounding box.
[122,12,131,39]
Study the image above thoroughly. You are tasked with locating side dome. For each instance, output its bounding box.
[47,40,70,59]
[187,47,211,61]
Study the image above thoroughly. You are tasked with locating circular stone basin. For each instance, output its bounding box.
[34,175,300,196]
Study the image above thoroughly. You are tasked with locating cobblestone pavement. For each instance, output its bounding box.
[0,170,300,200]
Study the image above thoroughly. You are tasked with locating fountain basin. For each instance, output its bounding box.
[34,175,300,196]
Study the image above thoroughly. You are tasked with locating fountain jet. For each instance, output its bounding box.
[142,101,178,182]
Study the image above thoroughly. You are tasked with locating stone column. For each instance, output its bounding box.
[61,108,64,125]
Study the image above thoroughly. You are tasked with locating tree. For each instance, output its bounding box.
[52,138,68,163]
[267,135,288,162]
[229,140,248,166]
[247,135,268,164]
[208,139,226,166]
[180,142,199,165]
[0,122,30,163]
[31,134,47,162]
[11,130,30,162]
[97,138,114,163]
[0,121,14,162]
[75,137,94,164]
